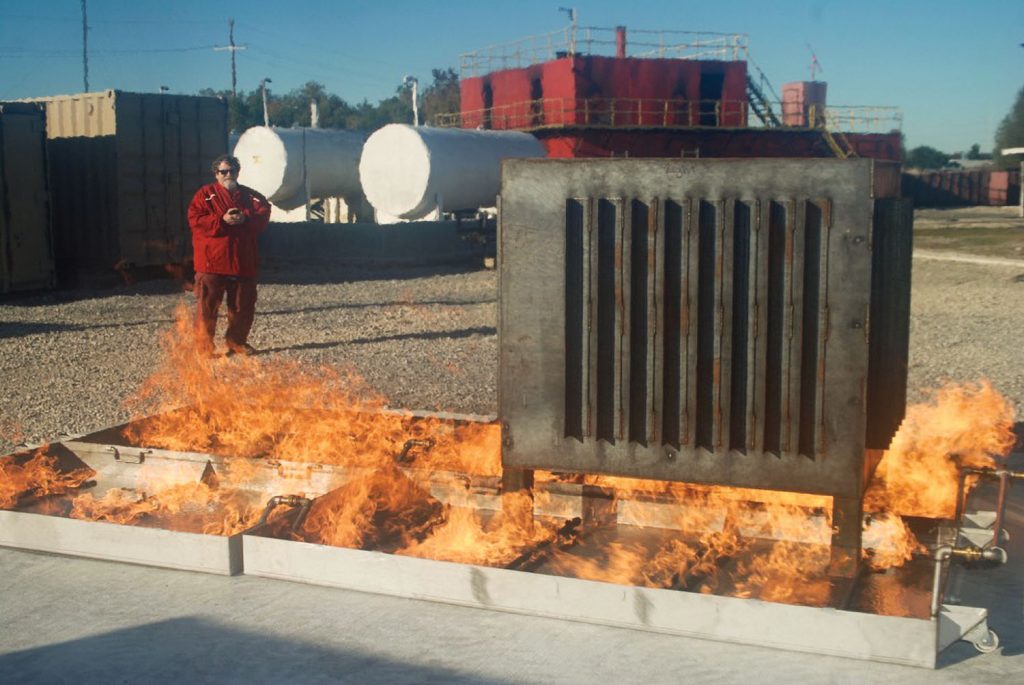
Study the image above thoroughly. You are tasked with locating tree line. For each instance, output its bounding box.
[200,68,460,133]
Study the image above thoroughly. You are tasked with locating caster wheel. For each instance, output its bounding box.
[972,629,999,654]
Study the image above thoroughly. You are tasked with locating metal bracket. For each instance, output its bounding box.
[395,438,436,464]
[107,446,151,464]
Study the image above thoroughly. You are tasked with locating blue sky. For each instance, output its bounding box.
[1,1,1021,152]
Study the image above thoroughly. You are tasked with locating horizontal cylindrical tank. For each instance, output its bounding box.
[359,124,546,221]
[233,126,365,210]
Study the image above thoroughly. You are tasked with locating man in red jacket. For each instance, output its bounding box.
[187,154,272,356]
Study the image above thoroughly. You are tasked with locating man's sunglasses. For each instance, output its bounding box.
[216,168,238,175]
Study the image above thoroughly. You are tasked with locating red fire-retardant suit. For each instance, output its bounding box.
[187,182,272,353]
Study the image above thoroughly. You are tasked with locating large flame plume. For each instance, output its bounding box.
[2,303,1018,611]
[865,381,1016,519]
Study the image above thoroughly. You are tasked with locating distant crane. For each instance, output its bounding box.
[806,43,823,81]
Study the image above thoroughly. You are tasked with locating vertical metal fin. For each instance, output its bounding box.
[648,199,663,446]
[615,198,629,442]
[564,198,586,440]
[694,200,716,451]
[718,200,734,453]
[750,200,768,453]
[785,199,805,456]
[729,201,754,454]
[683,199,699,449]
[799,200,826,459]
[627,199,648,445]
[661,200,685,449]
[763,200,787,456]
[585,197,600,439]
[595,198,618,442]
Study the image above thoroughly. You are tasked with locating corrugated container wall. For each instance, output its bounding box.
[0,103,55,293]
[27,90,228,276]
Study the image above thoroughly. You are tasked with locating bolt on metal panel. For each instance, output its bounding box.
[499,158,882,498]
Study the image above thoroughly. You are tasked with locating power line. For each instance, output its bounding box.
[0,45,219,56]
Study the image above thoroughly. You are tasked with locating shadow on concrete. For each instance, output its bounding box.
[0,318,174,341]
[259,297,495,318]
[260,262,488,286]
[0,616,502,685]
[0,277,187,307]
[262,326,497,355]
[1,262,491,306]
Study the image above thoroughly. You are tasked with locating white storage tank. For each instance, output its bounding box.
[359,124,546,221]
[233,126,365,210]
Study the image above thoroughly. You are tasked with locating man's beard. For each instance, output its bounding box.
[220,178,238,191]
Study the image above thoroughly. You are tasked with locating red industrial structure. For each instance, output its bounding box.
[448,25,903,162]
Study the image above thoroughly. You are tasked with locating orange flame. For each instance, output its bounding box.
[865,381,1016,519]
[123,303,500,476]
[70,480,263,536]
[0,448,93,509]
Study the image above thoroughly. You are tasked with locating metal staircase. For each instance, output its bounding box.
[746,74,781,127]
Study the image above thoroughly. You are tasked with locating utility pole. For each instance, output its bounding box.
[260,77,272,126]
[403,75,419,126]
[81,0,89,91]
[214,19,247,98]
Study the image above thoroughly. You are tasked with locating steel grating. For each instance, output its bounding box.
[498,158,910,497]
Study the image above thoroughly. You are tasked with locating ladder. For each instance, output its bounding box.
[821,127,858,159]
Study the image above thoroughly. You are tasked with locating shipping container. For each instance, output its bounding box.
[23,90,228,277]
[0,102,55,293]
[902,169,1021,207]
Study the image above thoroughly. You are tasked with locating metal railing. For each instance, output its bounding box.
[434,98,902,134]
[822,105,903,134]
[459,26,748,77]
[435,97,750,130]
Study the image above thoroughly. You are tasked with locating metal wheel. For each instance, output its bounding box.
[972,629,1000,654]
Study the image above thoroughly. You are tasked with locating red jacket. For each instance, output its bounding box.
[188,182,271,277]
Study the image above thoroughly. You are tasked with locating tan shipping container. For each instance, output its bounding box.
[0,102,55,293]
[24,90,228,276]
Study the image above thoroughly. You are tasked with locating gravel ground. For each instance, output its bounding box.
[2,209,1023,454]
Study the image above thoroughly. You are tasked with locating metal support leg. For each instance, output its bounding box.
[501,467,535,531]
[829,495,862,579]
[580,484,616,529]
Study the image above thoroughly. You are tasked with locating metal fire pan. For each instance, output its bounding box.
[0,440,347,575]
[0,509,245,575]
[241,526,987,668]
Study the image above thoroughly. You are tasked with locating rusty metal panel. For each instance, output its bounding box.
[20,91,227,273]
[0,103,55,292]
[499,158,885,497]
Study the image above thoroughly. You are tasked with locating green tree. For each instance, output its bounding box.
[905,145,949,170]
[965,143,987,160]
[420,68,461,126]
[994,84,1024,169]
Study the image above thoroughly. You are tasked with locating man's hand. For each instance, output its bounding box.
[223,208,246,225]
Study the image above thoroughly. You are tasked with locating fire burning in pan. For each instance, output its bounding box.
[1,305,1017,611]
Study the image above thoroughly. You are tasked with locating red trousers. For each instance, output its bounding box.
[194,272,257,351]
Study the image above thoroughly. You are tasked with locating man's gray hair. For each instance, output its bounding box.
[211,154,240,173]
